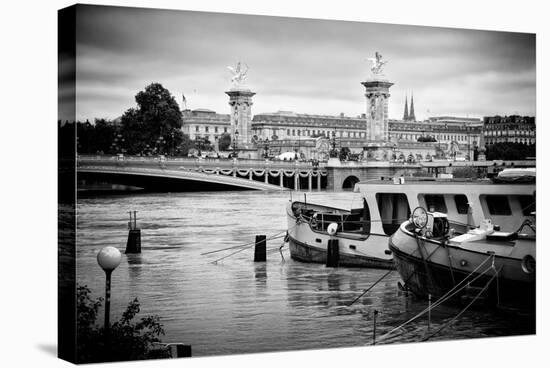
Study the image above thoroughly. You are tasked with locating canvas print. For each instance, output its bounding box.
[58,4,536,364]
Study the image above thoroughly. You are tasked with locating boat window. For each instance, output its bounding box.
[376,193,410,235]
[454,195,469,214]
[424,194,447,213]
[346,199,371,234]
[486,195,512,216]
[518,195,535,216]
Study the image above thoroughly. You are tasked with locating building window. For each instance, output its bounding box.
[205,126,209,132]
[287,129,290,136]
[376,193,411,235]
[215,127,218,133]
[195,126,199,132]
[224,127,228,133]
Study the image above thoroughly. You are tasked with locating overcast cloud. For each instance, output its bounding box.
[65,5,535,122]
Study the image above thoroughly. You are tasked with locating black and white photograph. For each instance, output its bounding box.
[55,2,541,364]
[3,1,548,367]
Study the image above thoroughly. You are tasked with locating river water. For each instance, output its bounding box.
[75,190,534,357]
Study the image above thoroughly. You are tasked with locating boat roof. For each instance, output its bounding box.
[354,178,535,195]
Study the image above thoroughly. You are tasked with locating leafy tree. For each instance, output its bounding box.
[218,133,232,151]
[485,142,536,160]
[76,284,169,363]
[119,83,184,155]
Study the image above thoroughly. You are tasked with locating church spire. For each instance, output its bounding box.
[402,96,409,121]
[409,92,416,121]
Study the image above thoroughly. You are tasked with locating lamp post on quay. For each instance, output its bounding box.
[97,246,122,331]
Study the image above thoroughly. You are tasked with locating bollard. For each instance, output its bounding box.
[126,229,141,254]
[326,239,339,267]
[125,211,142,254]
[254,235,266,262]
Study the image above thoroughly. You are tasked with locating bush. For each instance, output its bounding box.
[452,167,479,179]
[76,284,169,363]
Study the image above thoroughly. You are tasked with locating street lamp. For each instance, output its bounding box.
[97,246,122,331]
[171,131,175,157]
[233,130,239,157]
[264,138,269,158]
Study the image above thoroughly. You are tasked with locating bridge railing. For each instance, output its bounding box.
[77,154,324,169]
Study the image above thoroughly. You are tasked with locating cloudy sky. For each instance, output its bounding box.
[67,4,536,122]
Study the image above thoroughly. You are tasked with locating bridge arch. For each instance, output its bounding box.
[342,175,360,190]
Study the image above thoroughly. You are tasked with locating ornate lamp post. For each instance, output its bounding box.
[171,131,175,156]
[97,246,122,331]
[263,138,269,158]
[233,130,239,157]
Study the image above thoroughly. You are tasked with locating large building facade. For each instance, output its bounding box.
[180,59,489,161]
[181,108,231,142]
[483,115,536,146]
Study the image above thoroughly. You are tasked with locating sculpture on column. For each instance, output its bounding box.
[367,52,388,77]
[227,62,249,88]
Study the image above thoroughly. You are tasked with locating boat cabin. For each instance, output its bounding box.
[353,178,535,236]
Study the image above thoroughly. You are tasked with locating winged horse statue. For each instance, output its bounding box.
[367,52,387,76]
[227,62,249,87]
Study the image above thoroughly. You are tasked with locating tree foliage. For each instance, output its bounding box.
[485,142,536,160]
[75,119,117,154]
[218,133,232,151]
[76,284,169,363]
[119,83,185,155]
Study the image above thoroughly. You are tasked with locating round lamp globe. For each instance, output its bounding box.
[97,246,122,271]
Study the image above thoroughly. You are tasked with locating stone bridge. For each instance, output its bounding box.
[77,155,328,191]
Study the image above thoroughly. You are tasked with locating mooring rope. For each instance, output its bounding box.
[376,254,495,343]
[201,226,294,256]
[421,269,498,342]
[209,234,287,264]
[347,269,394,307]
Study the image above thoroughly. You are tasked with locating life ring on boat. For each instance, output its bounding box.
[521,254,536,274]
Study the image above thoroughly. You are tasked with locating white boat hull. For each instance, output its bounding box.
[286,202,394,269]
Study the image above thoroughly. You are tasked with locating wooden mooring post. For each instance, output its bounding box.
[125,211,141,254]
[326,239,339,267]
[254,235,266,262]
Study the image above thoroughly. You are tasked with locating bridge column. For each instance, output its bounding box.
[264,171,268,183]
[249,170,253,180]
[308,171,312,191]
[294,171,299,191]
[233,168,236,177]
[317,172,321,191]
[280,173,283,188]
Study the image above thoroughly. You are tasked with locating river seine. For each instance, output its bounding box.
[76,190,533,357]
